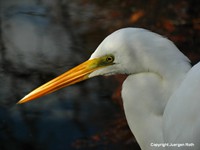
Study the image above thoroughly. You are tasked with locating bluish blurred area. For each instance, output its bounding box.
[0,0,124,150]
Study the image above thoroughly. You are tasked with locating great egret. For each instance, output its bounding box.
[18,28,200,150]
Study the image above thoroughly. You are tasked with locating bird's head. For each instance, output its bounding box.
[17,28,189,104]
[17,28,131,104]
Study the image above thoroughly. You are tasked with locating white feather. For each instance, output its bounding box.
[89,28,199,150]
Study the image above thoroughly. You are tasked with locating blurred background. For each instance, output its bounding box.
[0,0,199,150]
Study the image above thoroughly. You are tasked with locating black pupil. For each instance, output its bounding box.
[107,57,112,61]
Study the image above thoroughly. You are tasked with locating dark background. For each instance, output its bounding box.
[0,0,199,150]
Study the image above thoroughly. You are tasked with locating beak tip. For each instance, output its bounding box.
[17,96,28,104]
[17,99,24,104]
[16,101,21,104]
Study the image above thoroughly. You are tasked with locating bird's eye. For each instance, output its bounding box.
[98,55,115,67]
[106,55,114,63]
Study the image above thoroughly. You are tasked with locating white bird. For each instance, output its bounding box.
[18,28,200,150]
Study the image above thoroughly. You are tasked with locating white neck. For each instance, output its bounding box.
[122,61,191,150]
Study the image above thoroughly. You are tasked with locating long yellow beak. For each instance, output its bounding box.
[17,58,104,104]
